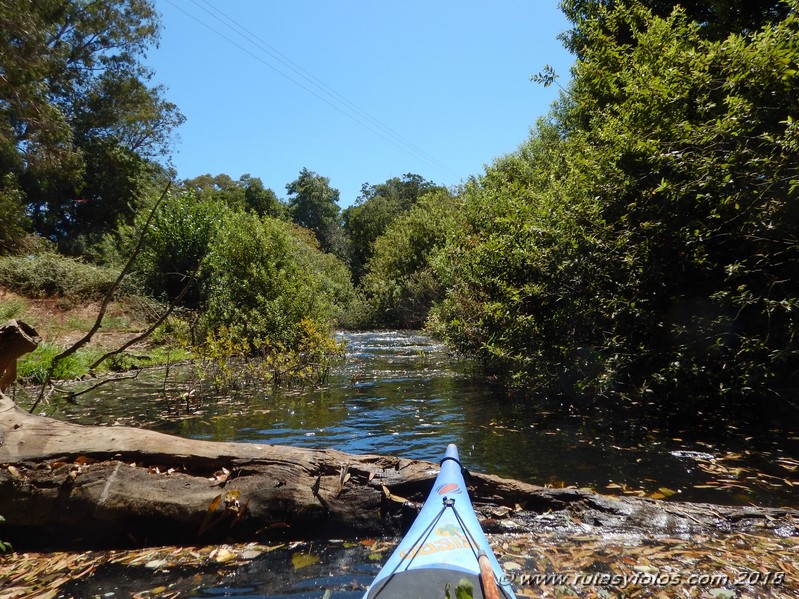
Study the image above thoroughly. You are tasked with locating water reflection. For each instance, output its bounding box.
[60,542,381,598]
[36,330,799,508]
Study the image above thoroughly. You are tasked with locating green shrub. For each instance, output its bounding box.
[0,253,126,299]
[135,191,228,307]
[191,318,345,392]
[360,190,463,328]
[202,211,346,346]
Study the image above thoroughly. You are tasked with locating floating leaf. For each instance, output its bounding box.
[211,467,231,486]
[210,547,236,563]
[658,487,678,497]
[291,552,320,570]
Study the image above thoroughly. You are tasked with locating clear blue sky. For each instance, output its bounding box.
[146,1,575,207]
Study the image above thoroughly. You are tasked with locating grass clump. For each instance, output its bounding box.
[17,343,103,383]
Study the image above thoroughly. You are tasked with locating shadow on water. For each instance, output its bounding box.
[34,330,799,509]
[59,541,385,598]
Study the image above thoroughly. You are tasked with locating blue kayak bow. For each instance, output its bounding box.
[364,444,517,599]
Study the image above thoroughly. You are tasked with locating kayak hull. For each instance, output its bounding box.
[364,444,516,599]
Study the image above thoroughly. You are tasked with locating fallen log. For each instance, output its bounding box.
[1,393,797,551]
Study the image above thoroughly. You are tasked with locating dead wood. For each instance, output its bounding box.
[0,320,40,392]
[0,393,796,550]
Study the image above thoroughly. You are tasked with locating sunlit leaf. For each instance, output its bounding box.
[291,552,320,570]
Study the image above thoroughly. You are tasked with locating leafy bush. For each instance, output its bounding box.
[135,191,228,307]
[191,318,344,392]
[201,211,348,346]
[0,253,126,299]
[359,190,463,328]
[431,3,799,401]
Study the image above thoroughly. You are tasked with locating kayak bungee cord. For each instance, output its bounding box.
[363,445,517,599]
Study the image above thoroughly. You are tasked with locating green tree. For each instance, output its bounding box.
[559,0,791,58]
[435,1,799,401]
[286,168,348,259]
[0,0,184,247]
[0,174,30,254]
[241,175,284,218]
[343,174,444,282]
[360,189,461,328]
[182,173,284,218]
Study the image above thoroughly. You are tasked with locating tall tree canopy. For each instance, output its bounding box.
[182,173,284,218]
[0,0,184,249]
[286,168,348,259]
[343,174,444,282]
[559,0,791,57]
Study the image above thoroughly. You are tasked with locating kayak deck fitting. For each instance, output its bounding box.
[363,444,517,599]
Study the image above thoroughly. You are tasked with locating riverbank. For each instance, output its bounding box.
[1,288,190,383]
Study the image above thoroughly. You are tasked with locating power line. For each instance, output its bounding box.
[192,0,452,176]
[163,0,455,178]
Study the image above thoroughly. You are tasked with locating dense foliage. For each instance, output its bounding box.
[360,190,462,328]
[0,253,126,299]
[0,0,183,250]
[428,1,799,402]
[342,174,445,282]
[286,168,349,261]
[202,210,351,346]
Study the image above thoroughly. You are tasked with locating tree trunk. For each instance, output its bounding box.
[0,320,40,392]
[1,393,796,550]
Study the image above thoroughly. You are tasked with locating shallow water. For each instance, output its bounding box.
[36,330,799,508]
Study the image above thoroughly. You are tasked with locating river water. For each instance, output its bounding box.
[28,330,799,598]
[43,330,799,508]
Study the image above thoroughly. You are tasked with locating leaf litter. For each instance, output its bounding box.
[0,531,796,598]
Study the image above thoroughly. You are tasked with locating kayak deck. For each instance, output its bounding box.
[364,444,516,599]
[367,569,490,599]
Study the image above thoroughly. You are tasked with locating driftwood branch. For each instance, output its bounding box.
[51,371,141,403]
[1,393,797,551]
[87,267,197,372]
[30,183,172,413]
